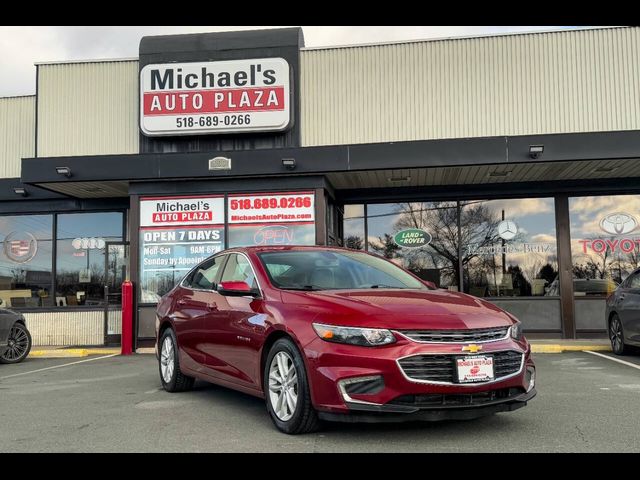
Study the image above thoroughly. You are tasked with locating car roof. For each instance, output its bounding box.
[223,245,358,254]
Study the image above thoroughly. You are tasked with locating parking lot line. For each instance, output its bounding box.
[0,354,118,380]
[584,350,640,371]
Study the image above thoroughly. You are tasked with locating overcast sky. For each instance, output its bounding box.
[0,26,592,97]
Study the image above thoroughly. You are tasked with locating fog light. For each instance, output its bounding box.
[526,367,536,392]
[338,375,385,405]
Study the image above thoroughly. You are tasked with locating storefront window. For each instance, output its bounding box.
[139,195,225,302]
[227,192,316,248]
[55,212,124,306]
[0,215,54,308]
[569,194,640,296]
[462,198,558,297]
[366,202,459,288]
[343,204,365,250]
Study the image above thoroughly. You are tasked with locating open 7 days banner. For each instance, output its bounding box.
[139,196,225,298]
[227,192,316,247]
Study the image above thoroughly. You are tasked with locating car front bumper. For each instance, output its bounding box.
[304,335,535,420]
[319,388,536,422]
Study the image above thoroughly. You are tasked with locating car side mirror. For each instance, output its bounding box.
[218,281,260,297]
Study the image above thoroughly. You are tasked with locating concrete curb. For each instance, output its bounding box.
[30,345,611,357]
[531,344,611,353]
[30,348,121,358]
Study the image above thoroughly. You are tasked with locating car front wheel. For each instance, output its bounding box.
[264,338,319,434]
[159,328,195,392]
[610,314,630,355]
[0,323,32,364]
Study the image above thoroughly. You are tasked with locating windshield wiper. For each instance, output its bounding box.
[281,285,325,291]
[368,284,399,289]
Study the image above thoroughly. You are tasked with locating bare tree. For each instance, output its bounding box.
[386,201,502,288]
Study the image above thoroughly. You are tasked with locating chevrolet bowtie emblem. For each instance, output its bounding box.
[462,344,482,353]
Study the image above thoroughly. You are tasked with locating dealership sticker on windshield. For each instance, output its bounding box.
[455,355,494,383]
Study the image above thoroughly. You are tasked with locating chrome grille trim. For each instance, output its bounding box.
[396,350,525,386]
[395,326,510,344]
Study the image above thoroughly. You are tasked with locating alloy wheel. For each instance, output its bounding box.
[160,336,175,383]
[610,317,624,353]
[1,325,30,362]
[268,351,298,421]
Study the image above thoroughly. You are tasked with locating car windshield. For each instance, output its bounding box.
[257,250,427,291]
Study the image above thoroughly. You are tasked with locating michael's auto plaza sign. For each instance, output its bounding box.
[140,58,291,136]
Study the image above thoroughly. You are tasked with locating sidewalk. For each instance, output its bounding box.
[29,346,153,358]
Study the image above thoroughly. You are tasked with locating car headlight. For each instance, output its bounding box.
[312,323,396,347]
[510,321,523,340]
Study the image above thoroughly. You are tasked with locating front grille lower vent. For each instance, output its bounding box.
[398,350,523,384]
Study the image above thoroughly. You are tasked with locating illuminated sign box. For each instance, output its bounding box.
[140,58,291,136]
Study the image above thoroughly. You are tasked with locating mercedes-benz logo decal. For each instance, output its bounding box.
[600,212,638,235]
[497,220,518,240]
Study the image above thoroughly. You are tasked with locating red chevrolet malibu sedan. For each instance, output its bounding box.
[156,246,536,434]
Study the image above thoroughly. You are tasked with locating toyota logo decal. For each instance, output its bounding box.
[497,220,518,240]
[599,212,638,235]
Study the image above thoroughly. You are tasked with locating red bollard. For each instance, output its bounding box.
[121,280,133,355]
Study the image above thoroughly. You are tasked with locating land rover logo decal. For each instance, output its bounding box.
[3,231,38,263]
[600,212,638,235]
[394,229,431,248]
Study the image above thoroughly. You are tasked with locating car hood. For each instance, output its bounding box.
[281,288,513,330]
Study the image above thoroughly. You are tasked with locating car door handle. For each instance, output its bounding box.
[206,302,218,311]
[177,299,188,306]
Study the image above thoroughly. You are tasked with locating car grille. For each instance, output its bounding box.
[389,387,526,408]
[398,350,523,384]
[397,327,509,343]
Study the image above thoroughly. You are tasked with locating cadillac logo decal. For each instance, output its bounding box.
[600,212,638,235]
[3,231,38,263]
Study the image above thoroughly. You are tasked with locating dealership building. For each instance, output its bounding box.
[1,26,640,347]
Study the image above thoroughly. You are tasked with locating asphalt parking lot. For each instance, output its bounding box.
[1,351,639,452]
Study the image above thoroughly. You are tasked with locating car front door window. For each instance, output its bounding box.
[220,254,258,290]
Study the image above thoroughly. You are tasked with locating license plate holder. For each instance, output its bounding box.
[455,355,494,383]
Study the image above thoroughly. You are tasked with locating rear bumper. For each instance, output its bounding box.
[318,388,536,423]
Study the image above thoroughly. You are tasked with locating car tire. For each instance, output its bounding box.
[0,322,32,364]
[159,328,195,392]
[609,313,630,355]
[264,338,320,434]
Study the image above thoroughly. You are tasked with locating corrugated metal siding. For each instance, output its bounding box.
[37,60,139,157]
[107,309,122,335]
[301,27,640,146]
[0,96,35,178]
[24,310,104,346]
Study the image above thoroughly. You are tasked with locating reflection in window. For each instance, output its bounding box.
[228,223,315,248]
[569,195,640,296]
[366,202,458,288]
[343,205,365,250]
[55,212,123,307]
[462,199,558,297]
[0,215,53,308]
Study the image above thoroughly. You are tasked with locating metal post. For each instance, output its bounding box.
[457,201,464,293]
[121,280,133,355]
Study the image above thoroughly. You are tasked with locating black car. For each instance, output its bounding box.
[606,269,640,355]
[0,308,32,363]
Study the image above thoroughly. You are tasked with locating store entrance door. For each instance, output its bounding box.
[104,242,129,345]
